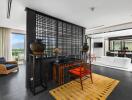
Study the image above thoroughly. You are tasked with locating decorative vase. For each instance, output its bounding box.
[53,48,62,63]
[55,55,59,63]
[30,39,46,55]
[82,43,89,52]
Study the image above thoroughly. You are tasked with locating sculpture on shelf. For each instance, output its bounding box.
[82,35,89,52]
[53,48,62,62]
[82,35,89,62]
[82,42,89,52]
[30,39,46,55]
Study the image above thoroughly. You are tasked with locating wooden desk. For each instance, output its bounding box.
[53,60,82,85]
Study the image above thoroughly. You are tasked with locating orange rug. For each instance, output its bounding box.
[49,73,119,100]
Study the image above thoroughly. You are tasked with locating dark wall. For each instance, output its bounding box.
[26,9,36,88]
[26,8,85,88]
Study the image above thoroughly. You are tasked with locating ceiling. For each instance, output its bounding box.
[1,0,132,31]
[0,0,26,30]
[89,29,132,38]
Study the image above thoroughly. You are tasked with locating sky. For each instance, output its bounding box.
[12,33,25,49]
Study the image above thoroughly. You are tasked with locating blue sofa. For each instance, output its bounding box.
[0,57,19,74]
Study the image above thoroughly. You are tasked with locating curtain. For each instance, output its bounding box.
[0,27,12,60]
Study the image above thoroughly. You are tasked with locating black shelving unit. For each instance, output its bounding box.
[29,54,47,95]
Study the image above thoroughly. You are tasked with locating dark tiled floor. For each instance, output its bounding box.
[0,65,132,100]
[93,66,132,100]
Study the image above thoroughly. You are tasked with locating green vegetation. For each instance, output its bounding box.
[12,49,24,61]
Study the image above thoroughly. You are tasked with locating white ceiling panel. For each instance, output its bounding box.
[1,0,132,31]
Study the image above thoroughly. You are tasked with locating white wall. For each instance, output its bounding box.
[89,29,132,58]
[91,38,109,57]
[91,38,105,57]
[86,22,132,34]
[104,39,109,56]
[0,0,26,30]
[89,29,132,38]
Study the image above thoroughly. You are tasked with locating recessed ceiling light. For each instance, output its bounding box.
[90,7,95,12]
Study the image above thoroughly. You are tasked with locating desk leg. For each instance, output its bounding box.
[59,65,61,85]
[53,64,66,85]
[62,65,64,84]
[59,65,64,85]
[60,65,65,85]
[61,65,63,85]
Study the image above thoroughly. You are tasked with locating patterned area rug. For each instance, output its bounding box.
[49,73,119,100]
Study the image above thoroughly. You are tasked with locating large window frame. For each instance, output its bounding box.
[11,33,26,62]
[109,37,132,51]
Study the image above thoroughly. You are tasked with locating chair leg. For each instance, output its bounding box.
[80,77,83,90]
[90,73,93,84]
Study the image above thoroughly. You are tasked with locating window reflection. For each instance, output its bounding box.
[110,39,132,51]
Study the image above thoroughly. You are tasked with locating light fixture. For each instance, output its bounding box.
[90,7,95,12]
[7,0,12,19]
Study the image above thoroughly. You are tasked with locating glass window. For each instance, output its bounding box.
[114,40,122,51]
[109,39,132,51]
[110,41,114,51]
[109,40,122,51]
[124,39,132,51]
[11,33,25,63]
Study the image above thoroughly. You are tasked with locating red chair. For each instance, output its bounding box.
[68,62,93,90]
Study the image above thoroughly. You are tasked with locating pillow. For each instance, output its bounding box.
[0,57,6,64]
